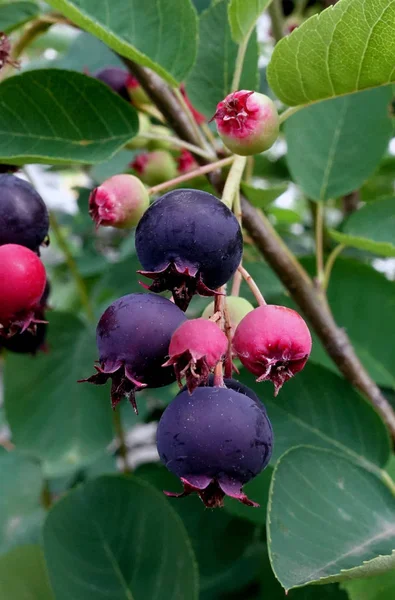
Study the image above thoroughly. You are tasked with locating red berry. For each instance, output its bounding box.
[212,90,279,156]
[233,305,312,395]
[89,174,149,229]
[163,318,228,393]
[0,244,46,336]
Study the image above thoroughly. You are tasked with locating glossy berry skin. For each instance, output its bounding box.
[212,90,279,156]
[0,174,49,251]
[89,174,149,229]
[163,318,228,393]
[80,293,186,412]
[0,244,46,336]
[157,384,273,508]
[233,305,312,395]
[202,296,254,336]
[93,67,131,101]
[131,151,177,186]
[135,189,243,310]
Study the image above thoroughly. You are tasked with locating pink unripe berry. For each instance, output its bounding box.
[163,318,228,393]
[233,305,312,395]
[131,151,177,186]
[202,296,254,335]
[89,174,149,229]
[177,149,198,174]
[212,90,279,156]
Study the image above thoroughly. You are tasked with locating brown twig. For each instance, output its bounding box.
[123,62,395,438]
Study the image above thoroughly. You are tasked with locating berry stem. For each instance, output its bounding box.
[322,244,346,291]
[49,212,95,323]
[213,288,225,386]
[222,155,247,210]
[112,408,130,474]
[238,265,266,306]
[126,134,213,161]
[231,37,250,91]
[268,0,285,43]
[278,105,305,125]
[315,201,325,284]
[223,299,234,379]
[173,87,214,156]
[231,268,242,297]
[148,156,234,196]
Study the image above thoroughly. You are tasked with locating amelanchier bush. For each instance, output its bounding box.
[0,0,395,598]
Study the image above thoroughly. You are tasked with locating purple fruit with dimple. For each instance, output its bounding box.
[79,293,187,412]
[135,189,243,310]
[157,384,273,508]
[93,67,131,101]
[0,174,49,252]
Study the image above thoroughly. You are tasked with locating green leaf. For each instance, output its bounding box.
[0,1,38,33]
[240,181,288,208]
[186,0,259,117]
[228,0,272,43]
[268,446,395,590]
[55,32,124,72]
[267,0,395,106]
[239,363,391,471]
[0,450,44,554]
[343,569,395,600]
[0,69,138,166]
[0,545,54,599]
[43,475,199,600]
[4,312,113,477]
[224,468,272,524]
[285,88,393,201]
[44,0,198,85]
[330,197,395,257]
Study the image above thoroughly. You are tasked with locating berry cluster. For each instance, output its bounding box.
[82,183,312,508]
[0,174,49,344]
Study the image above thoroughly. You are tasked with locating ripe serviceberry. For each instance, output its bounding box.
[0,174,49,251]
[157,384,273,508]
[89,174,149,229]
[212,90,279,156]
[180,84,206,125]
[127,75,151,106]
[0,244,46,336]
[93,67,131,101]
[233,305,312,395]
[135,189,243,310]
[131,151,177,186]
[202,296,254,335]
[80,293,186,412]
[163,318,228,393]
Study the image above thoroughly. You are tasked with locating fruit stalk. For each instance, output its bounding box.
[127,133,212,160]
[221,155,247,210]
[268,0,285,43]
[238,265,266,306]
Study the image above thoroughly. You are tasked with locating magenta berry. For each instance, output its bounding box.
[163,318,228,393]
[157,384,273,508]
[0,244,46,336]
[93,67,131,101]
[0,174,49,252]
[79,293,186,412]
[131,151,177,186]
[135,189,243,310]
[212,90,279,156]
[202,296,254,336]
[89,174,149,229]
[233,305,312,395]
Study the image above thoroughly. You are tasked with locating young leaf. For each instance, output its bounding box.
[343,569,395,600]
[4,312,113,477]
[267,0,395,106]
[330,196,395,258]
[0,545,54,599]
[0,1,38,33]
[44,0,198,86]
[268,446,395,590]
[43,476,199,600]
[285,87,392,201]
[186,0,259,117]
[228,0,272,43]
[0,450,45,554]
[0,70,138,166]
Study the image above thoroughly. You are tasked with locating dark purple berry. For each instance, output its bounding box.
[0,174,49,252]
[135,189,243,310]
[93,67,131,102]
[79,293,187,412]
[157,384,273,508]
